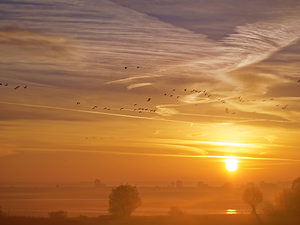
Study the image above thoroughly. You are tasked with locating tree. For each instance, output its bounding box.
[0,206,6,218]
[109,185,141,217]
[243,184,263,215]
[277,177,300,216]
[48,211,68,220]
[263,177,300,224]
[291,177,300,190]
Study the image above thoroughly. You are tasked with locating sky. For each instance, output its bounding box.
[0,0,300,184]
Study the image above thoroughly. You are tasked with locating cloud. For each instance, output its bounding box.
[0,26,66,45]
[0,26,76,64]
[155,106,179,117]
[222,20,300,71]
[127,82,152,90]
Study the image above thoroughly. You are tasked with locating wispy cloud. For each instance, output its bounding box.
[127,82,152,90]
[1,0,300,181]
[0,26,66,45]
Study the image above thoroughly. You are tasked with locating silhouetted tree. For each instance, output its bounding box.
[48,211,68,220]
[0,206,5,218]
[243,184,263,215]
[291,177,300,190]
[109,185,141,217]
[277,177,300,216]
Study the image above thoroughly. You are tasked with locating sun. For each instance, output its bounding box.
[224,157,238,172]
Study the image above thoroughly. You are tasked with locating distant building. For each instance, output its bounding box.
[197,181,208,189]
[176,180,183,189]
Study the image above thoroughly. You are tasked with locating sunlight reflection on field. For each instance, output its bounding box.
[226,209,237,215]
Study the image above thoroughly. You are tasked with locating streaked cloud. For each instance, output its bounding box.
[1,0,300,182]
[0,26,66,45]
[127,83,152,90]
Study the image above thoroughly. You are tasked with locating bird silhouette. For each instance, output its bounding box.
[24,85,27,88]
[14,86,20,90]
[76,102,80,105]
[92,106,98,109]
[297,79,300,83]
[282,104,288,110]
[184,89,187,91]
[147,98,151,102]
[124,67,127,69]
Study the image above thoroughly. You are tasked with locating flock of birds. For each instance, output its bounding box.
[1,74,299,116]
[75,86,294,116]
[0,82,28,89]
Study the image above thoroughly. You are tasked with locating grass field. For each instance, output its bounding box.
[0,214,299,225]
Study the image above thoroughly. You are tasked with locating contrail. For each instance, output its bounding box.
[17,148,300,163]
[156,103,290,123]
[0,101,290,125]
[0,101,195,125]
[127,82,152,90]
[106,74,161,84]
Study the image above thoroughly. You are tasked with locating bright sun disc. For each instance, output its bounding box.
[225,157,238,172]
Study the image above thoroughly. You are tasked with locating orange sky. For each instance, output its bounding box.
[0,0,300,183]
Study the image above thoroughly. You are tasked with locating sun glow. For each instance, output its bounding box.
[224,157,238,172]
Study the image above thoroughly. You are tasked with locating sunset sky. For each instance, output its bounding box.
[1,0,300,184]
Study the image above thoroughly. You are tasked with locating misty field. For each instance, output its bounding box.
[0,183,264,217]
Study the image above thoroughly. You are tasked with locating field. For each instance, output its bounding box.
[0,182,283,217]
